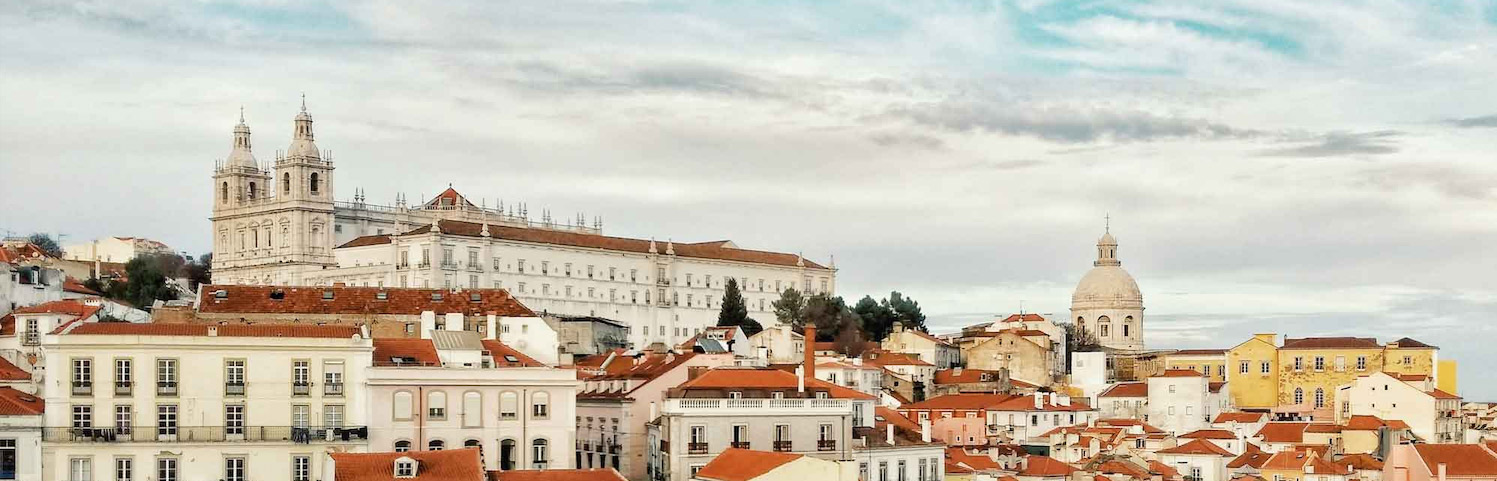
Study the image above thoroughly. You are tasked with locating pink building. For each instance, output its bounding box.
[1383,443,1497,481]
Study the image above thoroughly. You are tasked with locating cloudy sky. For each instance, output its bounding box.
[3,1,1495,397]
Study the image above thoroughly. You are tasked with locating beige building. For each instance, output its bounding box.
[576,352,737,480]
[881,324,959,369]
[63,236,173,263]
[963,329,1054,386]
[1071,228,1145,351]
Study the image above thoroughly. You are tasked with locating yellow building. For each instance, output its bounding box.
[1437,359,1458,394]
[1277,337,1385,419]
[1226,333,1280,409]
[1165,349,1228,382]
[1381,337,1437,377]
[963,329,1054,385]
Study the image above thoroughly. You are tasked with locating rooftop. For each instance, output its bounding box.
[197,284,535,317]
[489,468,627,481]
[1255,422,1309,443]
[1411,444,1497,476]
[693,448,803,481]
[1099,382,1148,398]
[329,449,484,481]
[673,367,875,400]
[1280,337,1381,350]
[61,322,363,339]
[1158,439,1234,456]
[0,387,43,416]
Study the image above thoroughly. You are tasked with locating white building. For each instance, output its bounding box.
[62,237,173,263]
[749,324,805,364]
[1336,371,1463,443]
[367,329,578,471]
[205,104,835,351]
[1070,351,1111,405]
[1147,369,1214,436]
[814,359,885,396]
[1070,228,1145,351]
[984,391,1099,442]
[881,324,960,369]
[1157,439,1235,481]
[0,386,43,481]
[1,246,65,315]
[40,322,373,481]
[1098,382,1148,420]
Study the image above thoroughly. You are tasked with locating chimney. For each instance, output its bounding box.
[757,346,769,361]
[360,324,370,339]
[687,366,708,381]
[649,401,658,421]
[208,326,218,337]
[485,315,497,340]
[804,326,817,381]
[1437,463,1447,481]
[797,366,806,393]
[954,366,963,376]
[419,311,437,338]
[444,313,464,331]
[921,419,932,443]
[1034,392,1044,409]
[887,423,895,445]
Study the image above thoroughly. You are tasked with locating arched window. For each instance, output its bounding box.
[429,439,445,451]
[251,228,259,248]
[463,391,482,427]
[310,172,320,194]
[1314,388,1325,408]
[500,439,516,471]
[499,392,518,420]
[531,439,549,469]
[428,391,447,420]
[394,440,411,452]
[465,439,482,449]
[393,391,413,421]
[1123,316,1133,337]
[1294,387,1304,405]
[221,182,229,202]
[532,392,550,419]
[248,182,257,199]
[283,172,291,194]
[1098,316,1111,337]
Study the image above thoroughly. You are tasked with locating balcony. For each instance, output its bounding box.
[688,442,708,454]
[817,439,836,451]
[70,381,92,396]
[731,441,751,449]
[325,382,344,396]
[43,426,369,443]
[466,264,484,273]
[225,382,246,396]
[115,382,132,396]
[157,382,178,396]
[22,332,39,346]
[773,440,793,452]
[396,263,410,270]
[417,261,431,268]
[293,382,311,396]
[441,262,458,270]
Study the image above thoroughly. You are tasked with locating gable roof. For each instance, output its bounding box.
[398,220,828,270]
[1180,429,1238,440]
[1099,382,1148,398]
[373,339,442,366]
[10,299,102,319]
[902,393,1017,410]
[330,449,485,481]
[1411,444,1497,476]
[1154,369,1206,378]
[62,323,362,338]
[0,387,43,416]
[935,368,1005,384]
[1159,439,1234,457]
[693,448,803,481]
[902,328,954,347]
[1020,456,1079,476]
[1390,337,1436,349]
[198,285,535,317]
[945,447,1001,471]
[1000,313,1047,323]
[674,368,875,400]
[0,356,31,381]
[1255,422,1309,443]
[1343,415,1392,430]
[1280,337,1380,350]
[1228,444,1271,469]
[480,339,546,367]
[1171,349,1228,356]
[1333,453,1383,471]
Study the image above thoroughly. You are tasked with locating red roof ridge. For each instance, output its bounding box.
[694,448,803,481]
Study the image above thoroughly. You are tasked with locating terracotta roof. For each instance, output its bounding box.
[0,314,11,336]
[400,220,829,270]
[1180,429,1238,440]
[1228,444,1271,469]
[1281,337,1380,350]
[0,243,54,263]
[62,277,101,295]
[1231,475,1267,481]
[480,339,546,367]
[1343,415,1390,430]
[905,329,954,347]
[1255,422,1308,443]
[374,339,442,366]
[1397,373,1429,381]
[1411,444,1497,476]
[1149,460,1180,479]
[1020,456,1079,476]
[424,187,477,209]
[1209,382,1227,393]
[1390,337,1436,349]
[0,357,30,381]
[935,368,1005,384]
[1099,382,1148,398]
[588,352,697,382]
[338,235,394,248]
[1160,439,1234,456]
[198,284,535,317]
[693,448,803,481]
[902,393,1017,410]
[1172,349,1228,356]
[876,407,920,432]
[1384,420,1410,430]
[863,350,934,367]
[63,323,362,338]
[330,448,485,481]
[1431,389,1461,400]
[674,368,875,400]
[1262,451,1317,471]
[490,468,626,481]
[10,299,102,319]
[1333,453,1383,471]
[945,447,1001,471]
[1095,459,1153,479]
[1155,369,1205,378]
[1097,418,1167,434]
[1000,313,1047,323]
[1305,423,1343,433]
[0,387,43,416]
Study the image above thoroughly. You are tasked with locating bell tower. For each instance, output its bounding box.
[211,108,272,283]
[270,94,337,279]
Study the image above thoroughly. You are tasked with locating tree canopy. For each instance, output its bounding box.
[716,278,761,336]
[27,233,63,257]
[851,291,928,341]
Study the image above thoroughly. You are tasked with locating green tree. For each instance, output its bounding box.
[716,278,749,328]
[27,233,64,258]
[119,253,181,309]
[739,317,764,338]
[853,295,897,342]
[884,291,927,333]
[183,253,213,290]
[771,288,806,327]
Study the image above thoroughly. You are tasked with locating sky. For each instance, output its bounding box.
[2,1,1495,398]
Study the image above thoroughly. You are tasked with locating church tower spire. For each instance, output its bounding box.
[226,107,256,168]
[287,93,320,160]
[1095,216,1120,267]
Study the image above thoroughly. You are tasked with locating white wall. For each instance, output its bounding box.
[1148,375,1211,436]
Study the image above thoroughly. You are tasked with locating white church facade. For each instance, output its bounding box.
[208,102,836,349]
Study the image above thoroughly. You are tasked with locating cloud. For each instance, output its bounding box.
[868,131,946,150]
[1257,130,1402,158]
[886,101,1261,143]
[1442,114,1497,128]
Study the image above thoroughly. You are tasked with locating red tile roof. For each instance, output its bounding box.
[905,329,954,347]
[1099,382,1148,398]
[1172,349,1228,356]
[1209,382,1227,393]
[1180,429,1238,440]
[1020,455,1079,476]
[198,285,535,317]
[1304,424,1343,433]
[400,220,829,270]
[63,323,362,338]
[876,407,920,432]
[1095,459,1153,479]
[902,393,1017,410]
[1159,439,1234,456]
[374,339,442,366]
[1228,444,1270,469]
[424,187,477,210]
[1149,460,1180,479]
[1280,337,1381,350]
[674,368,876,400]
[1333,454,1383,471]
[1411,444,1497,476]
[1390,337,1436,349]
[1155,369,1206,378]
[330,449,485,481]
[1000,313,1047,323]
[1255,422,1309,443]
[1431,389,1461,400]
[946,447,1002,471]
[1261,450,1317,471]
[1343,415,1390,430]
[863,350,934,367]
[480,339,545,367]
[62,277,101,295]
[11,299,102,319]
[0,356,30,381]
[0,243,54,263]
[338,235,394,248]
[490,468,627,481]
[0,387,43,416]
[694,448,803,481]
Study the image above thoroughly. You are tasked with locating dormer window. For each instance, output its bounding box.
[214,290,228,299]
[376,291,388,300]
[394,457,417,478]
[469,293,481,302]
[431,293,443,301]
[321,290,334,300]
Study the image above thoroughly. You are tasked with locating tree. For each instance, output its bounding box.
[884,291,927,333]
[183,253,213,290]
[1062,321,1102,371]
[113,253,182,309]
[771,288,806,327]
[738,317,764,338]
[716,278,749,328]
[853,295,897,342]
[27,233,63,258]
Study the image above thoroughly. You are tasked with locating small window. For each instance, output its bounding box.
[431,293,443,301]
[470,293,481,302]
[429,440,445,451]
[395,458,417,477]
[214,290,228,299]
[376,291,388,300]
[321,290,334,300]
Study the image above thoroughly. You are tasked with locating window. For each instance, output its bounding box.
[500,392,518,419]
[156,457,178,481]
[72,358,93,394]
[428,391,447,420]
[531,439,549,469]
[919,458,929,481]
[879,461,889,481]
[114,359,131,391]
[156,405,178,438]
[225,360,245,395]
[532,392,550,418]
[898,460,907,481]
[225,405,245,436]
[116,405,132,434]
[396,459,416,477]
[115,457,133,481]
[1357,356,1368,370]
[293,360,310,395]
[156,359,177,395]
[325,405,345,428]
[429,439,445,451]
[395,440,412,452]
[0,440,14,479]
[1293,388,1304,405]
[293,456,310,481]
[1260,361,1271,374]
[1314,356,1325,371]
[1403,355,1412,365]
[292,405,310,428]
[463,392,482,427]
[324,361,344,395]
[1314,388,1326,408]
[224,457,246,481]
[1294,357,1303,371]
[70,458,91,481]
[309,173,320,193]
[72,405,93,428]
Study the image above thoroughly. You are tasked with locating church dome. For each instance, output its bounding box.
[286,98,320,159]
[1072,265,1142,304]
[226,116,257,168]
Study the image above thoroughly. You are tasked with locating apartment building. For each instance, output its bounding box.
[1147,369,1217,436]
[0,386,43,480]
[881,324,959,369]
[41,323,373,481]
[1165,349,1229,382]
[1336,371,1463,443]
[1226,334,1441,419]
